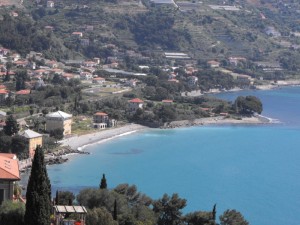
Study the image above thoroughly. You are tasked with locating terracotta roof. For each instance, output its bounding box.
[0,85,7,89]
[129,98,144,103]
[0,89,8,94]
[94,112,108,116]
[16,89,30,95]
[93,77,105,80]
[0,154,20,180]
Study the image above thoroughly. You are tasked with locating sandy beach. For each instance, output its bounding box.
[60,123,148,150]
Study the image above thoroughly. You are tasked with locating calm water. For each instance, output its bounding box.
[47,86,300,225]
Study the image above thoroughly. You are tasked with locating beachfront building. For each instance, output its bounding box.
[93,112,117,129]
[19,129,43,158]
[46,111,72,136]
[0,153,20,204]
[128,98,144,114]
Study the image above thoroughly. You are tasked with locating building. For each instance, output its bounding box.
[46,111,72,135]
[128,98,144,113]
[53,205,87,225]
[72,32,83,38]
[92,77,105,84]
[207,60,220,68]
[93,112,117,129]
[0,89,9,102]
[47,0,54,8]
[19,129,43,158]
[0,153,20,204]
[188,76,198,87]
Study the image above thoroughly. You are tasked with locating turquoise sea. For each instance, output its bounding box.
[47,86,300,225]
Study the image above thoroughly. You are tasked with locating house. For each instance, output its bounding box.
[83,61,98,67]
[128,98,144,113]
[46,60,58,68]
[47,0,54,8]
[63,73,77,81]
[0,153,20,205]
[93,112,117,129]
[19,129,43,158]
[45,25,54,31]
[92,77,105,84]
[0,111,6,120]
[46,111,72,135]
[0,89,9,102]
[72,32,83,38]
[80,72,93,80]
[228,57,247,66]
[188,76,198,87]
[207,60,220,68]
[168,78,179,83]
[0,48,10,56]
[125,79,137,87]
[93,58,100,64]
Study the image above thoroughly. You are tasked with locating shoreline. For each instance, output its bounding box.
[60,115,273,152]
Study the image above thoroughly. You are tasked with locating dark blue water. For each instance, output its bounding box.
[48,86,300,225]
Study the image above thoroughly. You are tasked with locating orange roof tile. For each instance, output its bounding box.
[94,112,108,116]
[129,98,144,103]
[0,89,8,94]
[0,154,20,180]
[16,89,30,95]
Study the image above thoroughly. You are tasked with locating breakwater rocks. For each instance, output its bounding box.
[45,147,90,165]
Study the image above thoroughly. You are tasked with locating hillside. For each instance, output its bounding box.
[1,0,300,77]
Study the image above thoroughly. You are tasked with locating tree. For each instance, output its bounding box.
[153,193,186,225]
[56,191,75,205]
[113,199,117,220]
[24,146,51,225]
[0,201,25,225]
[50,128,64,142]
[11,135,28,160]
[86,207,118,225]
[184,211,216,225]
[234,96,263,115]
[100,173,108,189]
[219,209,249,225]
[3,115,19,136]
[0,135,12,153]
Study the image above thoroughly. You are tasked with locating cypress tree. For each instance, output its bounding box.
[55,190,59,205]
[113,199,117,221]
[24,146,51,225]
[3,115,19,136]
[212,204,217,221]
[99,173,107,189]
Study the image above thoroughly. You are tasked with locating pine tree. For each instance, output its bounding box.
[113,199,117,221]
[3,115,19,136]
[24,146,52,225]
[100,173,107,189]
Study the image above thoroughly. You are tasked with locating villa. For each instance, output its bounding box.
[46,111,72,135]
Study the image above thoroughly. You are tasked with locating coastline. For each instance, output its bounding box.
[59,123,148,151]
[60,115,272,152]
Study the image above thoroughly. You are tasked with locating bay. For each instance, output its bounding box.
[48,86,300,225]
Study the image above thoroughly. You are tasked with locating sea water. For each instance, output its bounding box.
[47,86,300,225]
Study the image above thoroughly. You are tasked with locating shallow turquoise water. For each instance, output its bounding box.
[48,86,300,225]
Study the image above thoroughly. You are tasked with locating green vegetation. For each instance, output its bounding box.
[0,201,25,225]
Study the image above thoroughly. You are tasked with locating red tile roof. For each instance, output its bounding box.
[0,154,20,180]
[16,89,30,95]
[94,112,108,116]
[129,98,144,103]
[0,89,8,94]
